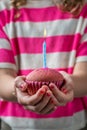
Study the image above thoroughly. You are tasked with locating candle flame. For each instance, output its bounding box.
[44,28,46,37]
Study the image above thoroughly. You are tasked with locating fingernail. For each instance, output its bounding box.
[61,88,68,94]
[20,83,27,91]
[49,85,54,89]
[46,92,51,97]
[40,90,45,94]
[63,90,68,94]
[20,83,25,88]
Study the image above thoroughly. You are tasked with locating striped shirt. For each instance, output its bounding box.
[0,0,87,130]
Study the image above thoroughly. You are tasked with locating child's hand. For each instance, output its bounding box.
[14,76,58,114]
[49,71,74,106]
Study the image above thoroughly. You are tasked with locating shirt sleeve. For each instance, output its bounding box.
[76,26,87,63]
[0,25,17,71]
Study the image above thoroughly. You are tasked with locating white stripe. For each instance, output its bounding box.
[0,0,54,11]
[47,51,76,68]
[1,0,87,10]
[0,98,3,100]
[81,33,87,43]
[0,0,6,11]
[1,110,87,130]
[0,63,17,70]
[0,0,11,11]
[3,18,87,39]
[26,0,54,8]
[15,51,76,70]
[76,17,87,34]
[0,39,11,50]
[76,56,87,62]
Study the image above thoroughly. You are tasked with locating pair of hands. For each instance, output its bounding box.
[14,71,74,115]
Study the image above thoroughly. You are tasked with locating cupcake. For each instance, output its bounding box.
[25,68,64,95]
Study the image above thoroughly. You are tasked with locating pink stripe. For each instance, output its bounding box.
[84,26,87,33]
[0,97,87,118]
[0,7,73,26]
[0,4,87,26]
[18,7,73,22]
[0,11,6,26]
[11,34,81,55]
[0,49,15,63]
[0,28,8,39]
[76,42,87,56]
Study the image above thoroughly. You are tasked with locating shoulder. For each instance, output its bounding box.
[0,0,12,27]
[0,0,11,11]
[80,3,87,17]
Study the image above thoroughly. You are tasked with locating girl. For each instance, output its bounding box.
[0,0,87,130]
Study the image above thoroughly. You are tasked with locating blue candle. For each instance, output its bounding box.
[43,41,47,68]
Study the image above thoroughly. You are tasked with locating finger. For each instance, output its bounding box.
[45,107,57,114]
[41,87,59,106]
[24,91,51,112]
[17,86,47,106]
[16,88,30,105]
[14,76,27,91]
[33,90,53,112]
[59,71,73,85]
[61,83,73,94]
[23,89,57,113]
[49,90,59,106]
[49,83,61,98]
[23,105,35,112]
[39,99,56,114]
[49,83,73,103]
[24,105,56,115]
[59,71,74,90]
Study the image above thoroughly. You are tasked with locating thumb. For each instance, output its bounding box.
[14,75,27,92]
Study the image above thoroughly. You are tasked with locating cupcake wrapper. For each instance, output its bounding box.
[25,80,64,95]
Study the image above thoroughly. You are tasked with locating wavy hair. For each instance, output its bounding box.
[10,0,85,15]
[10,0,27,8]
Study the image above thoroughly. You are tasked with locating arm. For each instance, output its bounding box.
[0,68,17,102]
[48,62,87,106]
[71,62,87,97]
